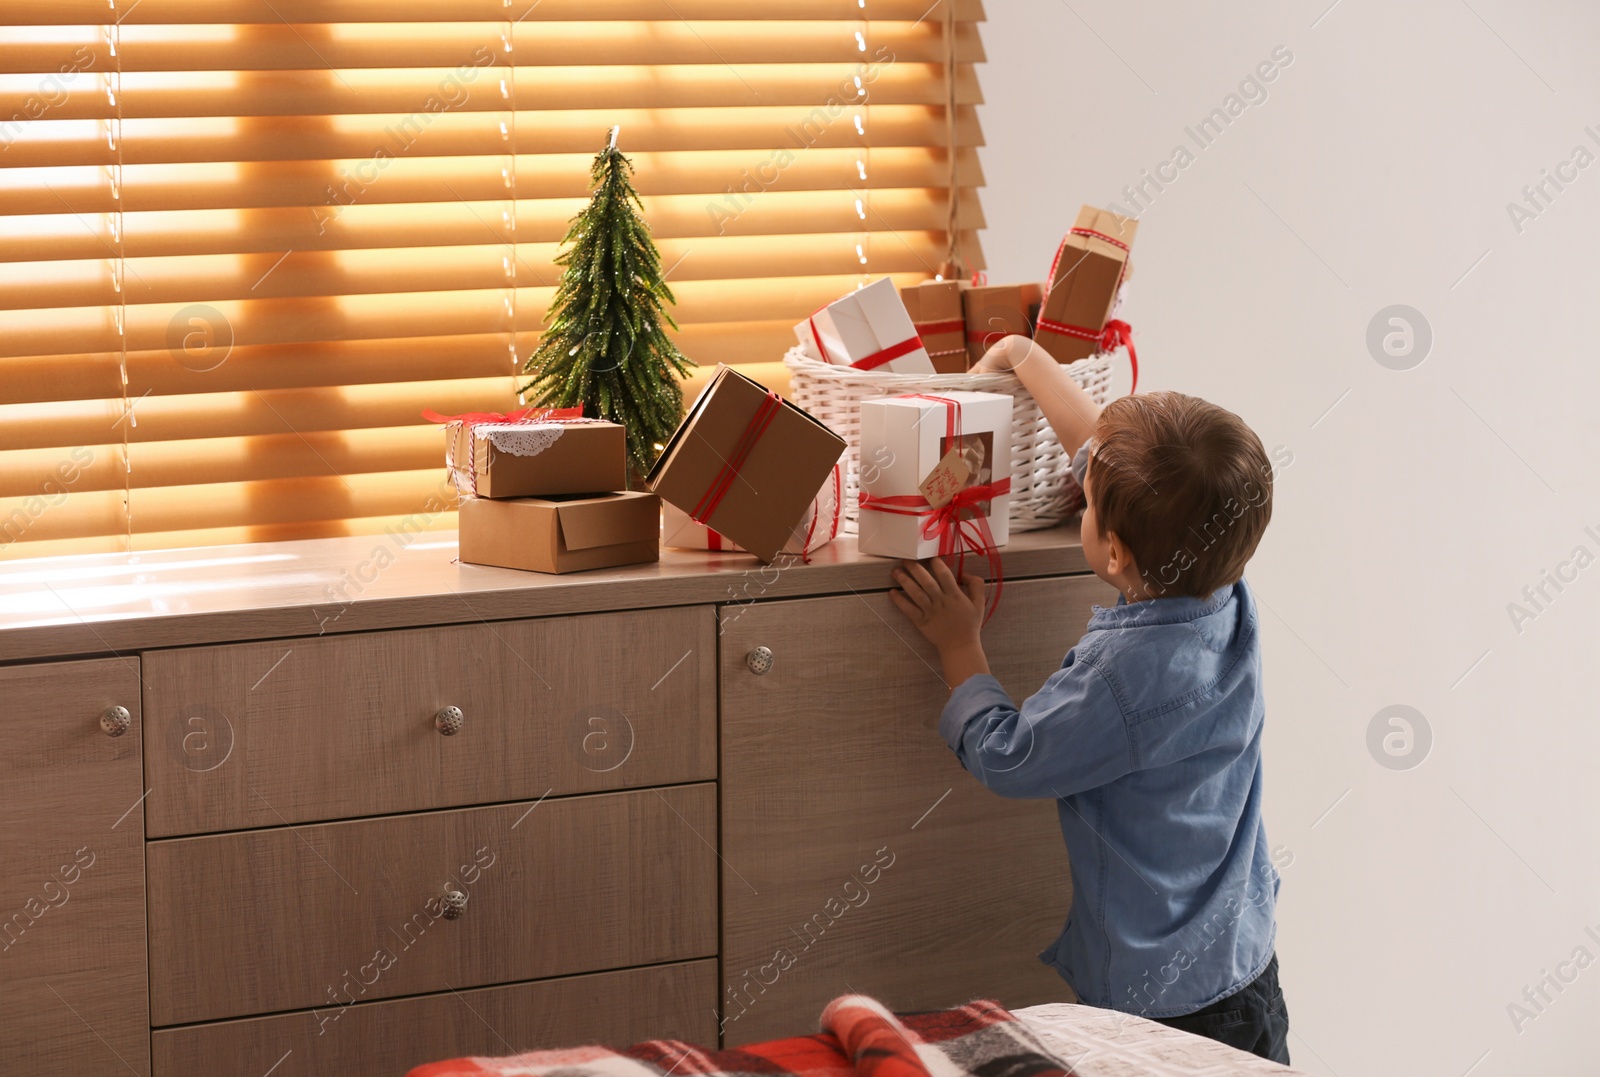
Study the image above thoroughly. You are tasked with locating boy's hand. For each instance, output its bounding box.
[970,333,1033,373]
[890,559,991,687]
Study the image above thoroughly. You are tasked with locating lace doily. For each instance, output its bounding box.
[477,422,567,458]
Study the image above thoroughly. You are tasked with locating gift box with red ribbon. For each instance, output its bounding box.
[661,462,843,559]
[961,282,1044,367]
[857,391,1012,599]
[648,365,846,564]
[795,276,936,375]
[1033,205,1138,367]
[900,279,970,374]
[425,406,627,499]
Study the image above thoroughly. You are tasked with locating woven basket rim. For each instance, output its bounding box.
[781,345,1111,389]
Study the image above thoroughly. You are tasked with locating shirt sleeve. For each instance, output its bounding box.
[1071,441,1091,488]
[938,651,1133,800]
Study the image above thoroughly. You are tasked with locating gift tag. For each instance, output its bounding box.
[918,447,972,509]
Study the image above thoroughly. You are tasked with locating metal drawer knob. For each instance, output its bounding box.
[100,706,131,738]
[435,706,464,736]
[745,646,773,675]
[440,889,468,920]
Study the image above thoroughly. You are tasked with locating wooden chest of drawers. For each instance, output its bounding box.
[0,527,1104,1076]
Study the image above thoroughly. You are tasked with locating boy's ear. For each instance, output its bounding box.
[1103,530,1138,578]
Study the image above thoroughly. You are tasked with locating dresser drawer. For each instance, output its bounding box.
[147,784,718,1026]
[151,959,718,1077]
[143,605,715,836]
[0,658,150,1077]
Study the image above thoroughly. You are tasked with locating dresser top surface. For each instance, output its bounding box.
[0,524,1089,662]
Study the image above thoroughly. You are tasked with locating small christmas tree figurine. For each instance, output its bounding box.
[520,126,692,483]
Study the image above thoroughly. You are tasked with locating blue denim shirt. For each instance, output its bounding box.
[938,452,1279,1017]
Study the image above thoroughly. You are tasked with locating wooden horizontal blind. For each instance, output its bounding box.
[0,0,987,558]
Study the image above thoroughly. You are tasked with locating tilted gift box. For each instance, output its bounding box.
[647,365,846,563]
[458,491,660,574]
[662,462,843,557]
[1033,205,1138,364]
[900,280,969,374]
[857,391,1012,561]
[962,283,1044,366]
[794,276,935,375]
[440,410,627,498]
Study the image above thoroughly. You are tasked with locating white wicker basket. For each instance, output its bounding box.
[783,345,1117,534]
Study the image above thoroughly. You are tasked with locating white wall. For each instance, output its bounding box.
[977,3,1600,1074]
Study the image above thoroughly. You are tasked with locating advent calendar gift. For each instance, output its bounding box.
[647,365,846,564]
[661,462,843,559]
[794,276,936,374]
[900,279,969,374]
[425,406,627,498]
[858,391,1012,617]
[1033,205,1139,377]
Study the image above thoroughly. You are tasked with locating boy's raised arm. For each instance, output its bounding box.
[972,335,1101,458]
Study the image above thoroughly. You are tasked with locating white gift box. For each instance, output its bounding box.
[857,391,1012,560]
[662,463,844,557]
[794,277,935,375]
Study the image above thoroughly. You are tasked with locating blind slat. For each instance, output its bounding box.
[7,1,986,26]
[0,22,983,72]
[1,188,987,264]
[0,227,972,310]
[0,270,970,362]
[0,148,985,216]
[0,106,985,168]
[0,64,982,120]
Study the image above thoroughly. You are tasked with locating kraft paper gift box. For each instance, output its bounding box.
[794,276,936,374]
[661,462,843,557]
[647,365,846,564]
[962,283,1044,366]
[857,391,1013,561]
[900,280,969,374]
[458,491,660,574]
[1032,205,1138,364]
[443,413,627,498]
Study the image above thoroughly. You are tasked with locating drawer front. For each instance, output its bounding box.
[719,576,1113,1042]
[0,657,150,1077]
[152,959,719,1077]
[143,605,715,836]
[147,784,718,1026]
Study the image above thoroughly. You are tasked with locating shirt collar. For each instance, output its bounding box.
[1088,583,1236,630]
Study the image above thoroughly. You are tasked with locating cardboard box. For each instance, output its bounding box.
[1032,205,1138,364]
[858,391,1012,560]
[900,280,969,374]
[962,283,1043,366]
[794,276,936,374]
[446,417,626,498]
[648,365,846,563]
[458,491,660,574]
[662,462,843,557]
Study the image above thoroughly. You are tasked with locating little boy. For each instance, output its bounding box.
[889,335,1290,1063]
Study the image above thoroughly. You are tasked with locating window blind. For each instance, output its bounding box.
[0,0,988,558]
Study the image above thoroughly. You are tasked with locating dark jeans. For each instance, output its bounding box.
[1152,953,1290,1065]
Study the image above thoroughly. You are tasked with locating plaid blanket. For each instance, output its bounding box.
[406,995,1074,1077]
